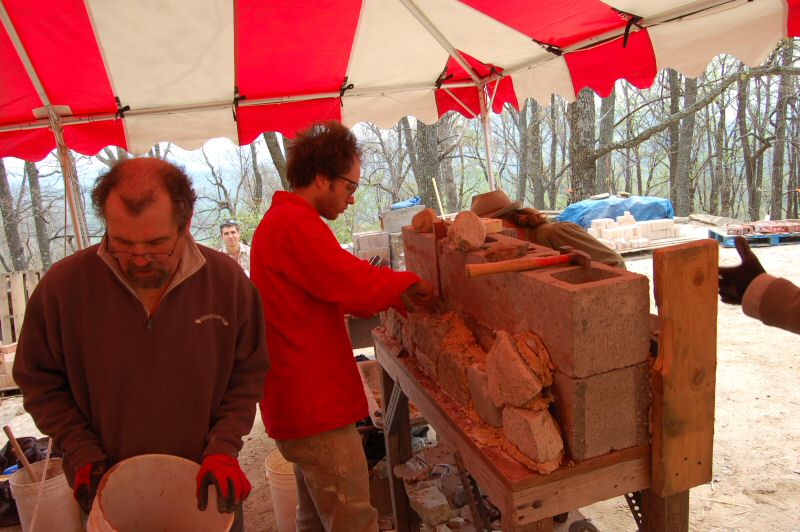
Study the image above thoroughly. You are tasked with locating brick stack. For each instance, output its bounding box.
[397,225,652,462]
[0,342,17,390]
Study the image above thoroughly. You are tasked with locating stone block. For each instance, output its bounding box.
[402,227,441,297]
[551,361,651,461]
[467,365,503,427]
[447,211,486,252]
[438,244,650,378]
[502,406,563,464]
[438,344,472,405]
[409,485,454,526]
[382,205,427,233]
[486,331,542,408]
[353,230,390,251]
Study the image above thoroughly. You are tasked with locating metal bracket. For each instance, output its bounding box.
[624,491,644,530]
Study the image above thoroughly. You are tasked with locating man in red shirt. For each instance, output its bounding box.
[251,121,432,531]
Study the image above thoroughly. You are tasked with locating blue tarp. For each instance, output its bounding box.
[390,196,421,209]
[557,196,675,228]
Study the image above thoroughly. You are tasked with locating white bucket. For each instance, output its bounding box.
[9,458,82,532]
[87,454,234,532]
[264,450,297,532]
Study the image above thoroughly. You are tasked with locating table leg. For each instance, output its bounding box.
[380,365,417,532]
[640,488,689,532]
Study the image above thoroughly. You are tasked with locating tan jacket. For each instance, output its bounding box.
[743,273,800,334]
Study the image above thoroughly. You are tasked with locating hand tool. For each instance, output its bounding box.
[466,246,591,279]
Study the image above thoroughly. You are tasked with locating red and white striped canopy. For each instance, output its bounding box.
[1,0,797,162]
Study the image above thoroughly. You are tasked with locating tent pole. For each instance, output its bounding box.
[48,110,86,250]
[478,85,495,191]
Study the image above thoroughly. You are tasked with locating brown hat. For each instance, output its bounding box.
[470,190,522,218]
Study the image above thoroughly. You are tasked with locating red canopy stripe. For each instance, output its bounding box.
[435,52,519,119]
[565,29,657,98]
[236,0,362,141]
[789,0,800,37]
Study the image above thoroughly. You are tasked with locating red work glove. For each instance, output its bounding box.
[73,461,107,514]
[196,454,251,514]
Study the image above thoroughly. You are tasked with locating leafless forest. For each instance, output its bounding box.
[1,39,799,271]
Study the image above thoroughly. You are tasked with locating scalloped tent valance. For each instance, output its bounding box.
[0,0,797,162]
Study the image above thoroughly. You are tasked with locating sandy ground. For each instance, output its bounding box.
[1,223,798,531]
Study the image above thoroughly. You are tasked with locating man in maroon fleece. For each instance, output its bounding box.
[13,159,269,528]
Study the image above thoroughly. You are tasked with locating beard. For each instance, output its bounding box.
[124,261,171,289]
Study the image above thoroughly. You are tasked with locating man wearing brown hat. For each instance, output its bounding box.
[471,190,625,269]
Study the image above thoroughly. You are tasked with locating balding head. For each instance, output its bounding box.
[92,158,197,230]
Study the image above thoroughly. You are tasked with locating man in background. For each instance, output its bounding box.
[250,121,432,531]
[13,158,269,528]
[219,219,251,276]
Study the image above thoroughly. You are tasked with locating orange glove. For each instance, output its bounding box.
[73,461,106,514]
[196,454,251,513]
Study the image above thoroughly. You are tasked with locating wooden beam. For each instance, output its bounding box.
[640,489,689,532]
[380,365,417,532]
[652,241,717,496]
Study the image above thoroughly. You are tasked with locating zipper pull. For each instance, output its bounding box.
[146,318,153,332]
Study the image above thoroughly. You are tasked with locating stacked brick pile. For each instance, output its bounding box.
[588,211,680,250]
[390,222,652,467]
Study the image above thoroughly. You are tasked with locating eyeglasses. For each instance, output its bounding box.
[337,175,360,196]
[105,232,181,262]
[220,219,239,231]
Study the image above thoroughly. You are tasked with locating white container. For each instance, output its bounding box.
[264,450,297,532]
[87,454,233,532]
[9,458,82,532]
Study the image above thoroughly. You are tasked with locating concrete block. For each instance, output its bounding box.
[382,205,427,233]
[438,244,650,378]
[353,231,390,251]
[486,331,542,408]
[409,485,454,526]
[551,361,651,461]
[502,407,564,464]
[402,227,441,297]
[467,365,503,427]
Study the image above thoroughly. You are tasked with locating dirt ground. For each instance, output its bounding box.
[1,223,798,531]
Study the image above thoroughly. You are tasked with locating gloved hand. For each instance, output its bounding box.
[718,236,766,304]
[196,454,251,514]
[401,279,434,312]
[73,461,107,514]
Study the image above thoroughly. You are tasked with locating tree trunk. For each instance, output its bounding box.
[249,143,264,211]
[547,95,558,209]
[674,77,698,216]
[401,118,439,211]
[737,78,759,221]
[24,162,51,269]
[0,160,26,271]
[515,101,531,203]
[437,117,459,213]
[567,88,597,201]
[263,132,290,191]
[668,70,681,207]
[597,88,616,194]
[530,100,545,209]
[770,40,793,219]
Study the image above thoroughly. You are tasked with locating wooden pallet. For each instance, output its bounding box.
[617,236,697,255]
[707,228,800,247]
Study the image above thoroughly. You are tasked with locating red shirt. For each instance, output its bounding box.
[251,191,419,440]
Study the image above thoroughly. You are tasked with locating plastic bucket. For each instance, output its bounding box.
[87,454,234,532]
[264,450,297,532]
[9,458,82,532]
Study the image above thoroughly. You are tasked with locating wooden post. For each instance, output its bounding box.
[640,489,689,532]
[651,241,717,496]
[380,366,417,532]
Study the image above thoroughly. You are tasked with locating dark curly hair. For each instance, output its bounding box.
[286,121,362,190]
[91,158,197,230]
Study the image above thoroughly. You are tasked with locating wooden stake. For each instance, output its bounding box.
[3,425,35,482]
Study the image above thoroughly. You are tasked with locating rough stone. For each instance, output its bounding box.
[382,307,405,343]
[409,485,454,526]
[438,344,472,405]
[467,365,503,427]
[482,233,530,262]
[413,208,438,233]
[551,361,651,461]
[486,331,542,408]
[502,406,564,464]
[438,243,650,378]
[447,211,486,252]
[402,227,441,297]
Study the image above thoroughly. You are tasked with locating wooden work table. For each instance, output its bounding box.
[375,241,717,532]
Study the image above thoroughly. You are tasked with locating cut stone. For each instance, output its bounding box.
[551,361,651,461]
[483,233,530,262]
[502,406,564,464]
[438,344,472,405]
[486,331,542,408]
[409,485,454,526]
[467,365,503,427]
[412,208,438,233]
[447,211,486,252]
[402,227,441,297]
